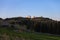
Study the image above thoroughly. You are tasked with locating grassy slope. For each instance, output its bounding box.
[0,28,60,40]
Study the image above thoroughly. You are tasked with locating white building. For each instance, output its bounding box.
[26,15,31,18]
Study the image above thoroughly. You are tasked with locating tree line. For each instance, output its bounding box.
[0,17,60,35]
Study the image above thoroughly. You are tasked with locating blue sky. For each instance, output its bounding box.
[0,0,60,20]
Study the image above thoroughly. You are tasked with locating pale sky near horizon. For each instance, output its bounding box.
[0,0,60,20]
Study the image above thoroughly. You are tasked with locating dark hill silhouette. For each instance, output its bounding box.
[0,17,60,35]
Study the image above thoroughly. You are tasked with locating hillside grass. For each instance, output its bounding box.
[0,28,60,40]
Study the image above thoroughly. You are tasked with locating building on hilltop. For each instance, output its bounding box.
[32,16,35,18]
[26,15,31,18]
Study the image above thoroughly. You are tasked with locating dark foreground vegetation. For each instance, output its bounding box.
[0,27,60,40]
[0,17,60,40]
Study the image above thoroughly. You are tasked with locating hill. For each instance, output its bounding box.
[0,17,60,40]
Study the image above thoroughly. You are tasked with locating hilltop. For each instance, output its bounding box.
[0,16,60,40]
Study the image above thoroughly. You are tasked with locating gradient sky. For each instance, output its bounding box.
[0,0,60,20]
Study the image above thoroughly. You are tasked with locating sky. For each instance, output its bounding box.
[0,0,60,20]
